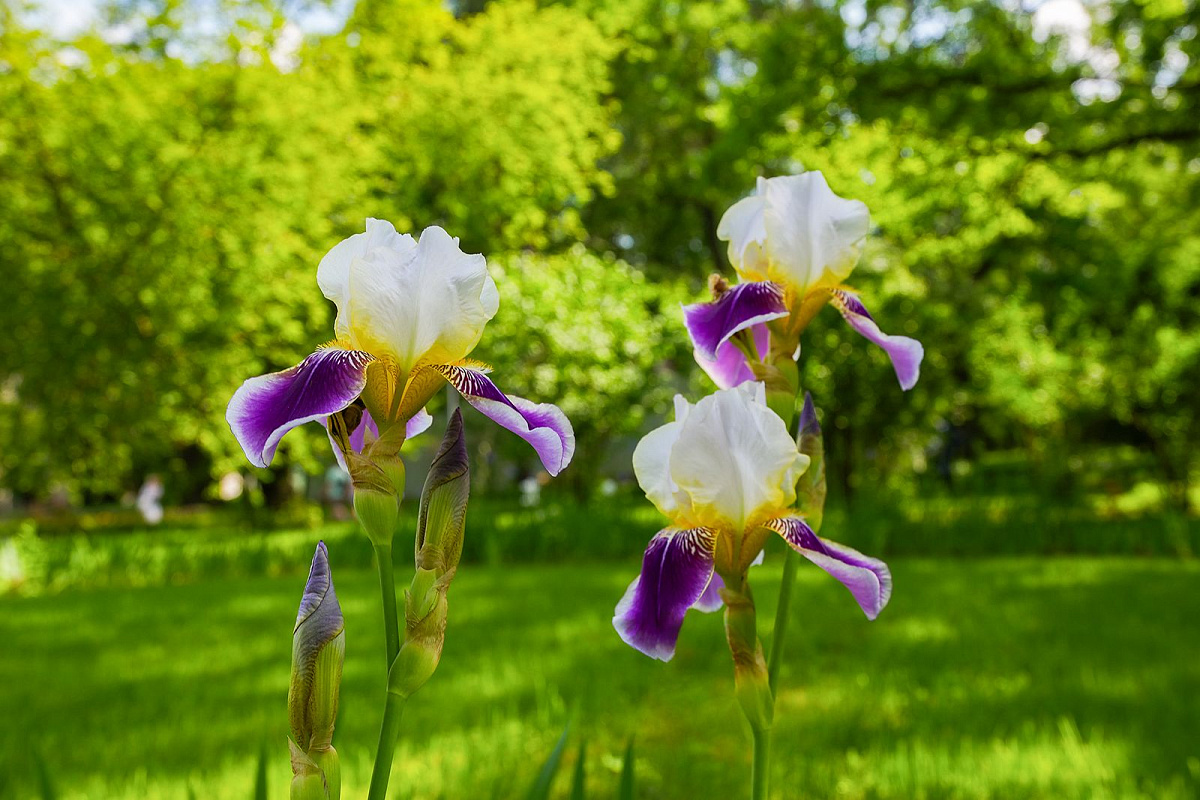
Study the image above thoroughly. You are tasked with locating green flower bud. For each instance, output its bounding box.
[351,461,400,547]
[387,411,470,700]
[721,581,774,732]
[795,392,826,531]
[290,739,333,800]
[415,408,470,578]
[288,542,344,799]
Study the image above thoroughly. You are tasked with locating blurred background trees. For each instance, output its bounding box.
[1,0,1196,514]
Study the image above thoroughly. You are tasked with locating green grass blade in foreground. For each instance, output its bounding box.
[569,739,587,800]
[32,750,57,800]
[253,743,268,800]
[618,739,635,800]
[526,722,571,800]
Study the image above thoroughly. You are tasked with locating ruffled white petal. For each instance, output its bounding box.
[633,415,688,518]
[345,225,498,372]
[716,191,769,282]
[760,172,870,296]
[635,383,806,532]
[317,218,416,341]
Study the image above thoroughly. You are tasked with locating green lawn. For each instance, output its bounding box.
[3,556,1199,799]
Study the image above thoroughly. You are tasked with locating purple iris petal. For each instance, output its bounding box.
[765,516,892,619]
[324,407,433,473]
[614,527,717,661]
[694,324,771,390]
[683,282,788,360]
[832,290,924,391]
[434,364,575,476]
[227,348,373,468]
[692,572,725,612]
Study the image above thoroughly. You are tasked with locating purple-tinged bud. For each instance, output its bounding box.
[288,542,344,799]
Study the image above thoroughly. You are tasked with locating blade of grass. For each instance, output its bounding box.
[569,739,587,800]
[252,744,268,800]
[617,739,635,800]
[32,750,57,800]
[526,722,571,800]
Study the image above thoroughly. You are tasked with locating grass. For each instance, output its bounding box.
[2,551,1199,799]
[3,492,1195,598]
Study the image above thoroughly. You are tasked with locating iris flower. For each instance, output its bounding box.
[684,172,924,391]
[613,383,891,661]
[227,219,575,475]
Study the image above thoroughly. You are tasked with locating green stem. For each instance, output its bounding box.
[373,544,400,670]
[366,689,406,800]
[767,549,799,695]
[751,724,770,800]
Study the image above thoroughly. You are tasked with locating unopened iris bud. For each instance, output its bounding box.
[415,408,469,577]
[288,542,344,800]
[721,581,774,732]
[795,392,826,531]
[387,410,470,700]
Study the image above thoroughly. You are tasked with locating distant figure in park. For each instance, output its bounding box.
[136,475,164,525]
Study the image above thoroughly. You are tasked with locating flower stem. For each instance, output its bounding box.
[373,544,400,669]
[751,724,771,800]
[366,688,406,800]
[767,549,799,695]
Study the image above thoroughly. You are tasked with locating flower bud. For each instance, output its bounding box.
[387,411,470,699]
[415,409,470,577]
[795,392,826,531]
[721,580,774,732]
[288,542,344,799]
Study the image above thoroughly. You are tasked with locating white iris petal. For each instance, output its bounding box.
[634,383,807,532]
[317,220,499,374]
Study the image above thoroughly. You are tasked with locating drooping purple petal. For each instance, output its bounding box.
[831,290,924,391]
[614,527,717,661]
[434,364,575,476]
[683,281,788,360]
[765,516,892,619]
[694,324,771,390]
[228,348,374,468]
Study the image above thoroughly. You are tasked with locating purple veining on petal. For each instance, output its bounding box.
[683,282,788,360]
[694,323,771,390]
[614,527,717,661]
[766,516,892,619]
[832,290,924,391]
[228,348,373,468]
[435,364,575,476]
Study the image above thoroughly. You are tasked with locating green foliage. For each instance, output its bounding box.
[479,249,690,495]
[0,0,1197,507]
